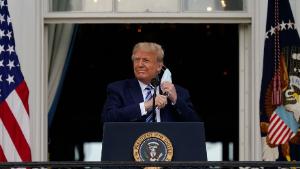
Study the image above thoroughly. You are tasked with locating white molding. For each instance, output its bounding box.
[239,23,255,160]
[251,0,268,161]
[37,0,48,161]
[31,0,47,161]
[44,12,251,24]
[239,0,263,161]
[239,23,247,161]
[44,18,251,24]
[239,0,267,161]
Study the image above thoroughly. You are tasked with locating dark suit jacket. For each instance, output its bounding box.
[102,78,201,122]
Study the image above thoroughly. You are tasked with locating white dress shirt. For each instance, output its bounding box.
[138,81,161,122]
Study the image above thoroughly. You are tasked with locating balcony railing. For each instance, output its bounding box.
[0,161,300,168]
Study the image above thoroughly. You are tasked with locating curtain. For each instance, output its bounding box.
[48,0,82,127]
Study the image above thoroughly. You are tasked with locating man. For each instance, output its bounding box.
[102,42,200,122]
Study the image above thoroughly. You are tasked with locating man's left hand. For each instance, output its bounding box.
[161,82,177,104]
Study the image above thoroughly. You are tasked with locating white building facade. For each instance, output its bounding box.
[7,0,300,161]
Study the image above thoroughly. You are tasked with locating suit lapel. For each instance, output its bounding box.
[129,79,144,103]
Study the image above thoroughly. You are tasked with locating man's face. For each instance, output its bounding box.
[133,50,162,84]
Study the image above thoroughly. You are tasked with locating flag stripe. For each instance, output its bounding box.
[268,115,281,137]
[281,131,294,144]
[269,119,284,140]
[0,101,31,161]
[271,122,287,143]
[268,113,279,131]
[0,145,7,162]
[15,81,29,114]
[273,126,291,145]
[274,125,289,145]
[6,87,30,143]
[0,120,21,161]
[270,112,277,122]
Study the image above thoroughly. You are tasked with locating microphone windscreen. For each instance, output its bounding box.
[151,76,160,87]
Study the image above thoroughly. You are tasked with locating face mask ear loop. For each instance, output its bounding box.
[162,65,167,71]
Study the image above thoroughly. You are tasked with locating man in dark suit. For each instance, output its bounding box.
[102,42,200,122]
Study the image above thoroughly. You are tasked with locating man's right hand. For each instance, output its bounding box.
[144,94,167,111]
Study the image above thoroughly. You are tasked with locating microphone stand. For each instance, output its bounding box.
[152,84,157,122]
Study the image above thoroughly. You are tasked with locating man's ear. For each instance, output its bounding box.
[157,63,163,72]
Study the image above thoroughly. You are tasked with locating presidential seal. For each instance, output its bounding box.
[133,132,173,163]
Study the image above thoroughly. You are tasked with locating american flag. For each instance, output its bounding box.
[0,0,31,162]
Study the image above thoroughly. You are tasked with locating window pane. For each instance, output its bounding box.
[49,0,245,13]
[183,0,244,12]
[116,0,179,13]
[50,0,113,12]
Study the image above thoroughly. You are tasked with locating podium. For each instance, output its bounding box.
[101,122,207,161]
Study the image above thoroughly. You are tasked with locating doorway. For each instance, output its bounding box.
[48,23,239,161]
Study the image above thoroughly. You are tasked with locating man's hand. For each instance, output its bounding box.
[144,94,167,111]
[161,82,177,103]
[155,94,168,109]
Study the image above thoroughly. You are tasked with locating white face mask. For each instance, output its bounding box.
[161,68,172,83]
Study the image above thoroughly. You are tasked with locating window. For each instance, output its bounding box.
[49,0,245,12]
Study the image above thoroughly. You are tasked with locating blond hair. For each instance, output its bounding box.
[132,42,164,62]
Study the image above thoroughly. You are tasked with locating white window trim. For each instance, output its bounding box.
[44,12,251,24]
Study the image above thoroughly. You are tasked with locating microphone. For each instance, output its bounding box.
[150,76,160,87]
[151,76,165,95]
[150,76,160,122]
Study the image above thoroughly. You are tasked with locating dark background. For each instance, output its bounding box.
[49,24,239,161]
